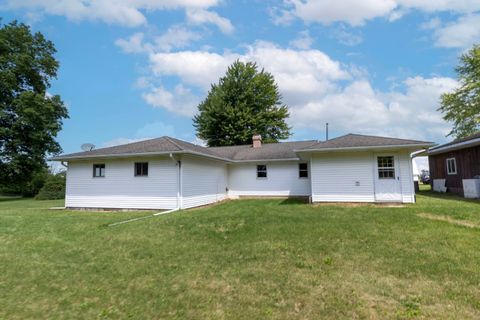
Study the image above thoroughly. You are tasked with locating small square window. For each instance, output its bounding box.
[257,165,267,178]
[135,162,148,176]
[446,158,457,175]
[93,164,105,178]
[299,163,308,178]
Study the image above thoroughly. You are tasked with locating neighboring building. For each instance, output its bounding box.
[52,134,433,210]
[428,132,480,197]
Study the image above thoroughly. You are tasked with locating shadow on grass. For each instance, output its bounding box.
[0,196,26,203]
[418,190,480,204]
[279,198,309,205]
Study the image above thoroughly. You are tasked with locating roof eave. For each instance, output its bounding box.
[50,150,232,162]
[428,137,480,155]
[294,143,434,153]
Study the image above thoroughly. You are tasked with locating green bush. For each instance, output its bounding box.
[35,174,65,200]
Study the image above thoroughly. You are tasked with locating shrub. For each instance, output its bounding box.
[35,174,65,200]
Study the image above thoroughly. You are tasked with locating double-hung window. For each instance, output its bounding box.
[257,165,267,178]
[135,162,149,177]
[446,158,457,175]
[93,164,105,178]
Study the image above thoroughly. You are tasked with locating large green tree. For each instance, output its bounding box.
[0,21,68,194]
[439,44,480,138]
[193,60,290,146]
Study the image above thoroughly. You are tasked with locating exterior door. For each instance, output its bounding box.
[374,154,402,201]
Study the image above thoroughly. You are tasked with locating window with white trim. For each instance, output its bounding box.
[377,156,395,179]
[93,164,105,178]
[299,163,308,178]
[446,158,457,175]
[257,165,267,178]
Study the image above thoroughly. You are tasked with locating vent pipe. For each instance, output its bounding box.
[326,123,329,141]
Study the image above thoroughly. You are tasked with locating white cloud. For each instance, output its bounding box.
[139,41,457,142]
[289,30,314,49]
[420,17,441,30]
[4,0,221,27]
[142,84,200,116]
[330,28,363,46]
[155,25,201,51]
[291,76,458,141]
[186,8,235,34]
[433,14,480,48]
[276,0,480,26]
[115,33,152,54]
[286,0,398,26]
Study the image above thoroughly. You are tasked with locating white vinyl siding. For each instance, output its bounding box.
[311,152,376,202]
[310,151,415,203]
[181,155,227,209]
[65,157,178,209]
[227,161,311,196]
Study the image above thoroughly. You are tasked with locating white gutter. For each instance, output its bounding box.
[170,153,183,210]
[428,137,480,155]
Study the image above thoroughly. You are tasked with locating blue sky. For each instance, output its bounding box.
[1,0,480,155]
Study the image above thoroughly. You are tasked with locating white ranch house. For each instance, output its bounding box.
[53,134,433,210]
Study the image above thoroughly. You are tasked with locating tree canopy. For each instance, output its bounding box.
[193,60,290,146]
[439,44,480,138]
[0,21,68,193]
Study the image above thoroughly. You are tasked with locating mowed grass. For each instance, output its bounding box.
[0,192,479,319]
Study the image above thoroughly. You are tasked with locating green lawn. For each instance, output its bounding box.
[0,192,479,319]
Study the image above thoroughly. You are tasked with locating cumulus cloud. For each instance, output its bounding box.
[139,41,457,142]
[432,14,480,48]
[289,76,457,141]
[155,25,202,51]
[289,30,314,49]
[277,0,480,26]
[142,84,200,116]
[115,33,151,54]
[186,8,235,34]
[4,0,222,27]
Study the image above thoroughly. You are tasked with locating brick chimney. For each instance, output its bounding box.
[252,134,262,148]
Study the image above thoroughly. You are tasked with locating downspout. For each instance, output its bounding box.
[170,153,182,209]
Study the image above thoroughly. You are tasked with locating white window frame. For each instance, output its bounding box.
[256,164,267,179]
[446,158,457,175]
[377,156,395,179]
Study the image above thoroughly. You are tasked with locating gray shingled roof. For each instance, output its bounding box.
[209,140,318,161]
[52,136,230,161]
[298,134,432,151]
[53,133,432,161]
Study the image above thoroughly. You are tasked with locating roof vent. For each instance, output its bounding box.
[252,135,262,148]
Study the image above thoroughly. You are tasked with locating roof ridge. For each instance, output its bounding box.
[163,136,186,151]
[208,139,319,149]
[345,133,430,143]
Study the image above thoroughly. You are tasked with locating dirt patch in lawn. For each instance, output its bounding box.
[417,212,479,229]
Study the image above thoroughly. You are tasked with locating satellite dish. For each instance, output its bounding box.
[81,143,95,151]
